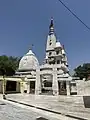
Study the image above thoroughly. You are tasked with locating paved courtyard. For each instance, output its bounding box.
[0,99,69,120]
[5,94,90,120]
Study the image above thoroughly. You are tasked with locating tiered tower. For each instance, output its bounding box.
[39,18,71,96]
[45,18,68,72]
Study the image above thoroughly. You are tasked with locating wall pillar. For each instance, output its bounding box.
[20,81,24,94]
[0,80,3,93]
[27,81,30,93]
[35,68,41,95]
[52,66,58,95]
[66,81,70,95]
[16,81,20,93]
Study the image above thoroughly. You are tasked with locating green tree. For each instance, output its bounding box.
[0,55,20,76]
[74,63,90,80]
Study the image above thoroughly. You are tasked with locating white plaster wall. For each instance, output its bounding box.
[16,82,20,92]
[46,35,56,51]
[0,81,3,93]
[77,80,90,96]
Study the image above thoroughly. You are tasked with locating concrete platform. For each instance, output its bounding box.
[4,94,90,120]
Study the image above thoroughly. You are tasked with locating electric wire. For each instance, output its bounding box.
[57,0,90,31]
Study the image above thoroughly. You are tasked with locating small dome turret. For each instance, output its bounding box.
[18,49,39,71]
[56,42,62,48]
[62,49,65,55]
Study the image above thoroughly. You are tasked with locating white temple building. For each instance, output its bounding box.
[15,18,72,96]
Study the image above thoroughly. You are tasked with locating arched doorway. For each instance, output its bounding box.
[41,74,53,95]
[6,81,16,93]
[58,81,67,95]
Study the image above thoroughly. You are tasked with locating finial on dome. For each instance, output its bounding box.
[29,44,34,50]
[49,17,54,35]
[49,17,54,28]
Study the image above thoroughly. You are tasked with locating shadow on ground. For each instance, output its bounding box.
[36,117,49,120]
[83,96,90,108]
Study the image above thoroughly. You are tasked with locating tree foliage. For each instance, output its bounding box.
[0,55,20,76]
[74,63,90,80]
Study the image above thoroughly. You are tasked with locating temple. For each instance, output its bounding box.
[15,18,72,95]
[0,18,75,96]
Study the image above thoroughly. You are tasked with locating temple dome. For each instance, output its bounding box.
[18,49,39,71]
[56,42,62,48]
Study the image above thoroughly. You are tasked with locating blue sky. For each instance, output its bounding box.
[0,0,90,71]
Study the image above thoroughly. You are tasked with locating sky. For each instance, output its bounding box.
[0,0,90,72]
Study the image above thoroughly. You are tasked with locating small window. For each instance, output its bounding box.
[57,60,60,64]
[49,42,52,45]
[57,68,60,71]
[49,52,52,56]
[56,51,59,55]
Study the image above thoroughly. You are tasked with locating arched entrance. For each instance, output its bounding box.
[41,74,53,95]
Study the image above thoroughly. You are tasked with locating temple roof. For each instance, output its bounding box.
[18,49,39,71]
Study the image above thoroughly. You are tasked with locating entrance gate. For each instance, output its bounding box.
[58,81,67,95]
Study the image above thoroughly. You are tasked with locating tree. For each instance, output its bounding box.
[0,55,20,76]
[73,63,90,80]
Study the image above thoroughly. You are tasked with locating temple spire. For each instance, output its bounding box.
[49,18,54,35]
[27,44,34,55]
[28,44,34,52]
[30,44,33,49]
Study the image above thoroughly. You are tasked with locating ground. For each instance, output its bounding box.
[0,100,61,120]
[0,94,90,120]
[0,95,74,120]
